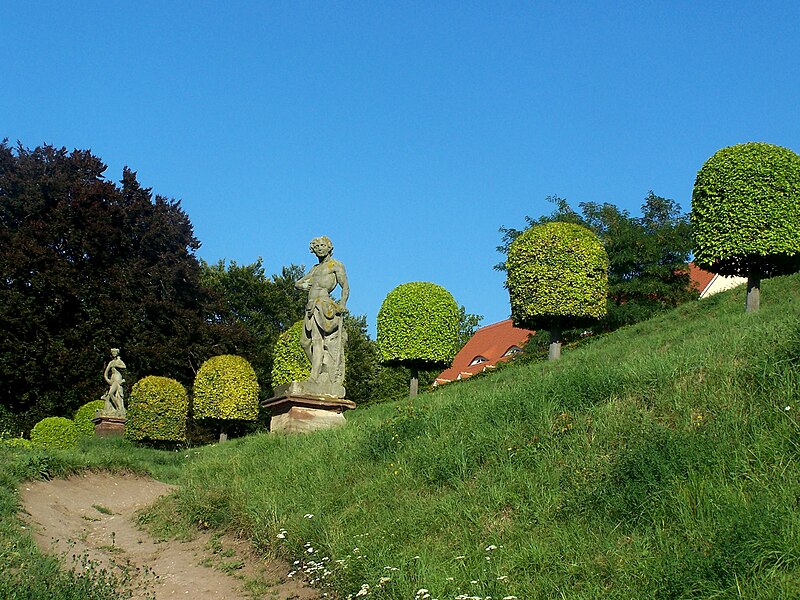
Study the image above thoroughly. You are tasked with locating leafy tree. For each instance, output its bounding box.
[498,193,696,331]
[377,282,460,396]
[201,259,306,394]
[692,142,800,312]
[507,222,608,360]
[0,142,241,431]
[193,354,260,442]
[457,305,483,350]
[126,376,189,444]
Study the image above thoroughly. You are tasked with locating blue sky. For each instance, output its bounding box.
[3,2,799,335]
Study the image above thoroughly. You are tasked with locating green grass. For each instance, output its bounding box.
[146,274,799,598]
[4,275,800,598]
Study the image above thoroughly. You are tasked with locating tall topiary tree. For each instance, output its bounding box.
[193,355,259,442]
[692,142,800,312]
[126,376,189,444]
[377,282,460,396]
[506,222,608,360]
[271,320,311,387]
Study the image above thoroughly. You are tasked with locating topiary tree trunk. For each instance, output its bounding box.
[409,366,419,397]
[548,326,562,361]
[746,266,761,313]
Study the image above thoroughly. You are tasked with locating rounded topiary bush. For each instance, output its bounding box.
[692,142,800,277]
[506,221,608,330]
[74,399,105,437]
[193,355,260,422]
[271,320,311,388]
[126,376,189,443]
[2,436,33,449]
[377,282,460,367]
[30,416,79,450]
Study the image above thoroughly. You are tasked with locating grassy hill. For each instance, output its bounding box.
[155,274,800,598]
[3,274,800,598]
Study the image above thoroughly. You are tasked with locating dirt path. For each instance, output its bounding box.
[20,473,318,599]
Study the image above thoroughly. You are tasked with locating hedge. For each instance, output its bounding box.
[377,282,460,367]
[30,416,79,450]
[506,221,608,330]
[74,400,105,437]
[692,142,800,278]
[271,320,311,388]
[126,376,189,443]
[193,355,260,421]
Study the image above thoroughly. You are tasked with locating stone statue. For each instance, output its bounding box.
[293,236,349,397]
[100,348,126,418]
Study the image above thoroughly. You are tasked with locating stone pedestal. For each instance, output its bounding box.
[262,395,356,434]
[92,415,127,438]
[273,380,346,400]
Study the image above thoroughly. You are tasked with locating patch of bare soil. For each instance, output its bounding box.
[20,472,319,599]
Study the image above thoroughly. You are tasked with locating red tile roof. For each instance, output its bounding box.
[688,262,716,296]
[436,319,535,384]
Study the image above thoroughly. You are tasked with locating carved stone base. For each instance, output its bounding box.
[262,395,356,434]
[92,415,127,438]
[273,380,346,399]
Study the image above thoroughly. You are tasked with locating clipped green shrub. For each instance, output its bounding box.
[1,436,33,449]
[271,320,311,387]
[377,282,460,367]
[692,142,800,276]
[126,376,188,443]
[692,142,800,311]
[29,416,79,450]
[507,222,608,359]
[73,400,105,438]
[193,355,259,422]
[507,221,608,329]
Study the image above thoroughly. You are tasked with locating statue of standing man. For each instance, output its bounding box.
[294,236,349,397]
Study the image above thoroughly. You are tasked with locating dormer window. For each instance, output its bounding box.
[502,346,522,357]
[469,356,488,366]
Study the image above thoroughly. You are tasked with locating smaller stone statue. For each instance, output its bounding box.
[100,348,126,418]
